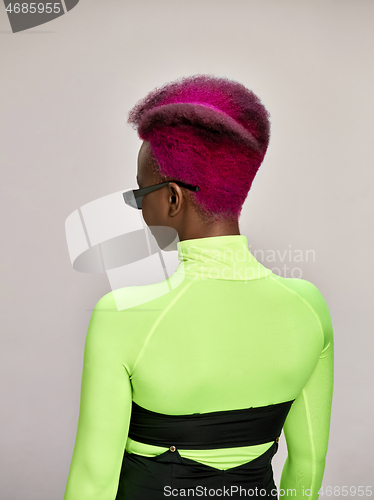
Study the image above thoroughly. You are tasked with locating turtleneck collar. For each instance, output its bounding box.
[175,235,272,282]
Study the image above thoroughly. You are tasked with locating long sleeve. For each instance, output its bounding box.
[280,281,334,499]
[64,295,132,500]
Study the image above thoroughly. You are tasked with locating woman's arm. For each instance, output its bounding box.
[64,294,132,500]
[280,282,334,500]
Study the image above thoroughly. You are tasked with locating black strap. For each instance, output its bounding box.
[128,399,295,450]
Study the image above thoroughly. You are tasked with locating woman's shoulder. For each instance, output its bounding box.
[93,274,188,313]
[270,275,330,311]
[269,275,333,348]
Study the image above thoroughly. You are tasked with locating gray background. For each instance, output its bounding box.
[1,0,373,498]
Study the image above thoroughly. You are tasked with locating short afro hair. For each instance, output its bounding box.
[127,74,271,221]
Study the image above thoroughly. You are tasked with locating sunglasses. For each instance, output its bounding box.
[123,181,200,210]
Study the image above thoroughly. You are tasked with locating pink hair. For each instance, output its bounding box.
[127,74,271,220]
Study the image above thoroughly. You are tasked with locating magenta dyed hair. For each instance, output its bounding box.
[127,74,271,220]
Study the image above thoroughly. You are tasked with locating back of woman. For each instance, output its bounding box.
[64,74,334,500]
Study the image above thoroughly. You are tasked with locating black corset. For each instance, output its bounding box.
[128,399,295,450]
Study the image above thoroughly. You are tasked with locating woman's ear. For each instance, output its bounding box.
[168,183,184,217]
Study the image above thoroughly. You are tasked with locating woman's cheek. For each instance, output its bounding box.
[141,198,154,226]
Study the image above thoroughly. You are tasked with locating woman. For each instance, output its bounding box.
[64,75,334,500]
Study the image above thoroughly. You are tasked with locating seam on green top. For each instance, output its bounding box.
[130,278,196,376]
[302,388,316,489]
[269,275,325,354]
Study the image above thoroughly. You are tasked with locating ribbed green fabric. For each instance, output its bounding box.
[64,235,334,500]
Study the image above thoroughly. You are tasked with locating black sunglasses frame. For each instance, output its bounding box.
[123,181,200,210]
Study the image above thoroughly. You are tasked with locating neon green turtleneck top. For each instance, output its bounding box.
[64,235,334,500]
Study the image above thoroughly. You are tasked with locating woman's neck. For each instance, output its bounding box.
[174,234,272,282]
[176,215,241,243]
